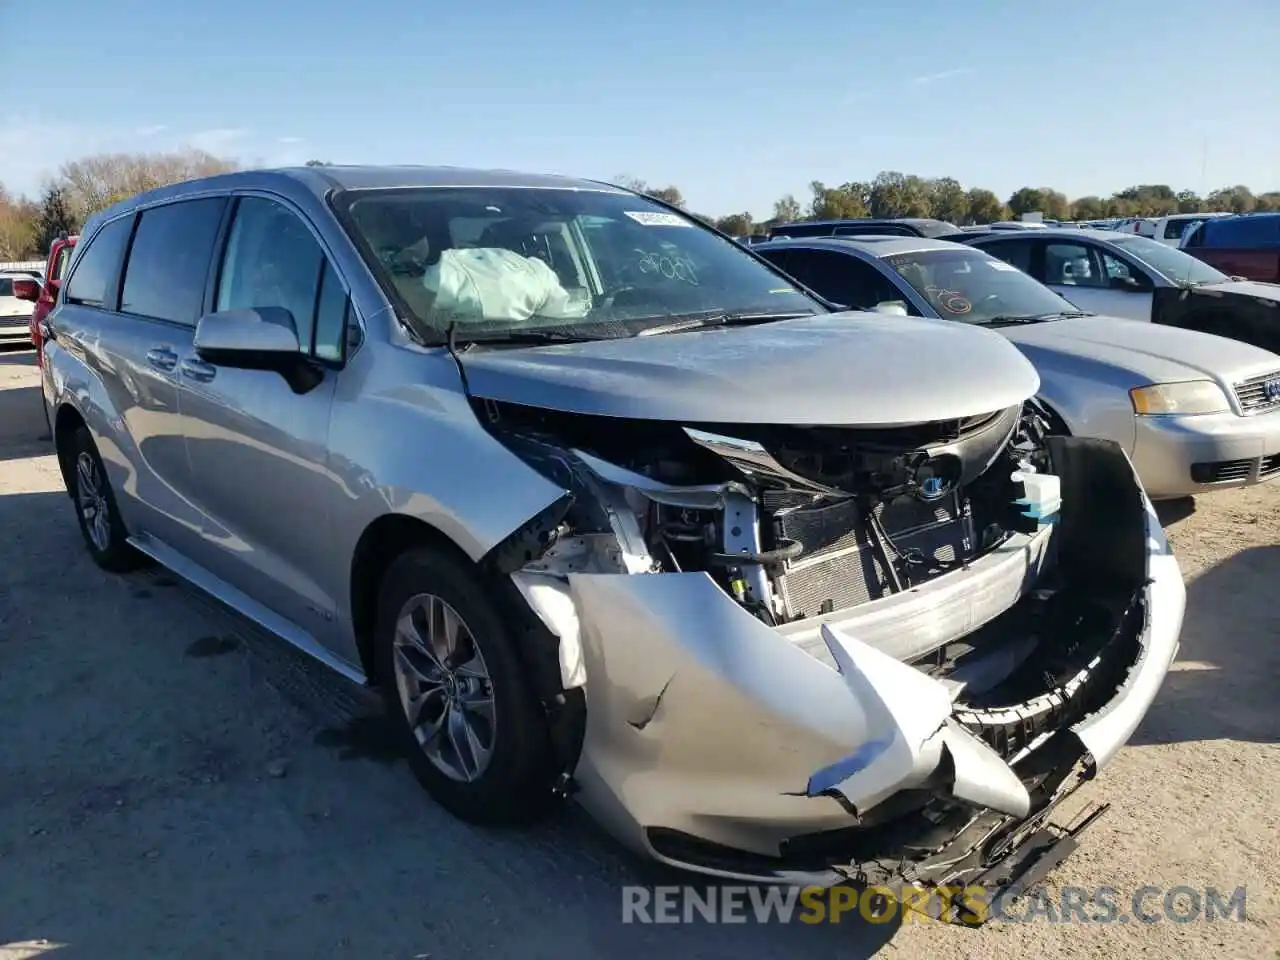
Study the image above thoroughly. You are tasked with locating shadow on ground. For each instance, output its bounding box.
[0,481,900,959]
[0,376,50,463]
[1132,544,1280,747]
[0,346,37,364]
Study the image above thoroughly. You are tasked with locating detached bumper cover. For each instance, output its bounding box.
[567,493,1184,885]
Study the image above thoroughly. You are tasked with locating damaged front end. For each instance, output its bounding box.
[478,395,1185,897]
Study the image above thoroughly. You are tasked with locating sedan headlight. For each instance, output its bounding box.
[1129,380,1231,416]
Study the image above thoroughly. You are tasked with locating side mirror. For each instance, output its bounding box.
[194,307,323,394]
[872,301,909,316]
[12,278,41,303]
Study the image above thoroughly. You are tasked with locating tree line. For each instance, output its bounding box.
[616,173,1280,238]
[0,149,239,260]
[4,153,1278,260]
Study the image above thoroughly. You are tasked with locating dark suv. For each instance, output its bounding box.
[768,218,962,241]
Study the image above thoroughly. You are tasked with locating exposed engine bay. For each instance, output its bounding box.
[480,398,1048,629]
[478,397,1153,729]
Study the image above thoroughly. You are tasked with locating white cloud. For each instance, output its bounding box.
[186,127,250,152]
[0,116,131,197]
[911,67,974,86]
[0,118,313,196]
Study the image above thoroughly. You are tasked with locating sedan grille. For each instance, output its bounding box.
[1233,371,1280,415]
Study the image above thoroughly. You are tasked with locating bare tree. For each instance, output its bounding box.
[56,149,240,223]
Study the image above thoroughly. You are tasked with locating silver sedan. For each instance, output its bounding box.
[754,236,1280,499]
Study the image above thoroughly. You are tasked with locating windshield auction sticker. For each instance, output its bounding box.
[624,211,694,227]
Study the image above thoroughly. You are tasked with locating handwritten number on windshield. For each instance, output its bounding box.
[925,285,972,315]
[635,248,700,286]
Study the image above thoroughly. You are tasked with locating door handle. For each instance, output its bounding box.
[145,347,178,372]
[180,357,217,383]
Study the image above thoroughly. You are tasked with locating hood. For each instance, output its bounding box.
[1000,314,1280,385]
[1198,279,1280,304]
[458,312,1040,426]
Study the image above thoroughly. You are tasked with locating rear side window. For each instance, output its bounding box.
[975,238,1035,275]
[773,248,909,311]
[1164,218,1198,239]
[835,224,913,237]
[770,223,835,238]
[1204,216,1280,248]
[64,217,132,308]
[121,198,228,325]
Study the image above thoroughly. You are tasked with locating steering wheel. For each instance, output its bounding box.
[599,285,646,311]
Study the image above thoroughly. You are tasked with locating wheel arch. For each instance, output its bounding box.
[53,403,88,496]
[348,512,565,700]
[348,511,586,780]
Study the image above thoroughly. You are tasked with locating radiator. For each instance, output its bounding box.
[768,492,976,619]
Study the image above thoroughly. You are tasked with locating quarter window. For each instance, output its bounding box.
[313,261,349,361]
[54,245,73,282]
[120,198,228,325]
[64,217,133,308]
[215,196,349,361]
[975,238,1035,274]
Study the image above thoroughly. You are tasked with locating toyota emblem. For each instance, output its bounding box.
[1266,379,1280,401]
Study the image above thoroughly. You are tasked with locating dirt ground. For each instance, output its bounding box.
[1,349,1276,959]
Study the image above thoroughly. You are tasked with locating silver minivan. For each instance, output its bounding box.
[42,166,1184,901]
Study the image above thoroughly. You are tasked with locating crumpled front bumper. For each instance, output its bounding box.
[561,493,1184,886]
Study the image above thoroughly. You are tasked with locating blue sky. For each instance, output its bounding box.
[3,0,1277,217]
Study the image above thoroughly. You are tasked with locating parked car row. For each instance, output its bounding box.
[29,165,1232,918]
[752,226,1280,497]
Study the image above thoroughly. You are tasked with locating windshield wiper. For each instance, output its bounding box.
[452,328,623,347]
[980,311,1086,327]
[636,310,818,337]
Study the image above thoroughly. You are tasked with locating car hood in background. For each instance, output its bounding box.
[1002,314,1280,385]
[459,312,1040,425]
[1199,279,1280,303]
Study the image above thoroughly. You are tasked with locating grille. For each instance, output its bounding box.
[1191,459,1255,484]
[771,493,974,619]
[1262,454,1280,478]
[1233,371,1280,415]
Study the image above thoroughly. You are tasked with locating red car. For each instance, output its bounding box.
[12,232,78,366]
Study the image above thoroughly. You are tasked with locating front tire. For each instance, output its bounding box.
[68,426,143,572]
[374,546,557,825]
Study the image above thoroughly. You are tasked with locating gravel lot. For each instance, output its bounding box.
[1,349,1276,959]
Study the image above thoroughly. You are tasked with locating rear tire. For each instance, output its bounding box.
[374,545,557,826]
[67,426,144,572]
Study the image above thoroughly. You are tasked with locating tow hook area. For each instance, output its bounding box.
[929,802,1112,926]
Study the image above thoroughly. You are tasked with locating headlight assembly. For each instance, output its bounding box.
[1129,380,1230,416]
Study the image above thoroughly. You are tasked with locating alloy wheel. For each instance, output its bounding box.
[392,593,496,782]
[76,451,112,552]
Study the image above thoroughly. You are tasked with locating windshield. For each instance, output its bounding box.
[883,248,1081,324]
[333,187,820,341]
[1110,235,1227,286]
